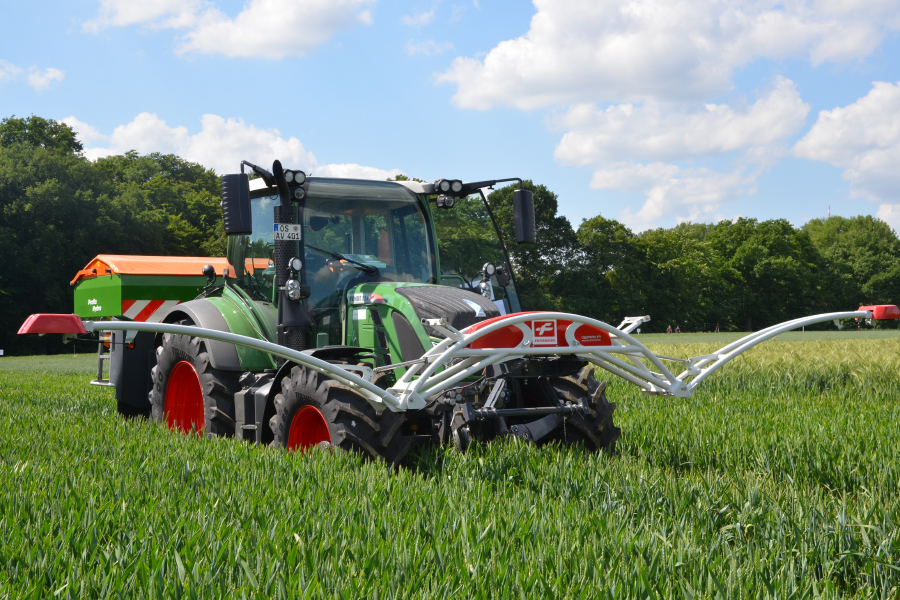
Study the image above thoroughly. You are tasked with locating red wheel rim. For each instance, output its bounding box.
[164,361,205,434]
[287,405,332,451]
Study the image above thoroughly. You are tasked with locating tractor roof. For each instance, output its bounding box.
[248,176,437,196]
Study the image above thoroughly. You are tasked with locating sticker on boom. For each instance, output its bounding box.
[274,223,302,241]
[532,320,557,346]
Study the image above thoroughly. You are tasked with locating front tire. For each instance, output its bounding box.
[148,327,238,437]
[550,367,621,453]
[270,365,410,465]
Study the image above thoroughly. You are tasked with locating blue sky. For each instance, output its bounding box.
[1,0,899,231]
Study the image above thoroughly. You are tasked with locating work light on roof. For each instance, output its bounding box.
[284,171,294,183]
[293,170,306,185]
[435,179,464,196]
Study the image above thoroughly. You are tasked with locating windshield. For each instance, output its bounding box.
[303,179,436,313]
[227,179,436,317]
[432,192,521,314]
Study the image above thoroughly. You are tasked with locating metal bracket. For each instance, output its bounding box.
[333,363,374,382]
[385,381,427,410]
[459,400,588,423]
[422,318,464,341]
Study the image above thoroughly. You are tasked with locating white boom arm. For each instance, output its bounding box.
[26,307,875,412]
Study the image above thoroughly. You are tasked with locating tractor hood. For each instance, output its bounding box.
[347,282,500,339]
[395,284,500,337]
[343,281,501,364]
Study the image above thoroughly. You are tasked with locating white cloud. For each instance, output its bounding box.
[553,78,804,229]
[406,40,454,56]
[314,163,403,179]
[60,116,107,146]
[27,67,65,91]
[84,0,374,59]
[0,61,64,90]
[179,0,374,58]
[61,112,402,180]
[0,59,23,82]
[876,203,900,232]
[596,163,756,230]
[554,77,809,166]
[83,0,204,32]
[437,0,900,110]
[402,8,435,26]
[794,80,900,203]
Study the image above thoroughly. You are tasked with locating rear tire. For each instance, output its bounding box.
[148,326,238,437]
[550,367,620,453]
[270,365,410,465]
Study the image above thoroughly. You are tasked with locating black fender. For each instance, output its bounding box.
[156,299,242,371]
[265,347,371,402]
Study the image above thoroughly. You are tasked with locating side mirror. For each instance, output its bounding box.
[513,188,535,244]
[221,173,252,235]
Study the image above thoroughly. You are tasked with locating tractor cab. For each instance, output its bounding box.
[223,166,526,361]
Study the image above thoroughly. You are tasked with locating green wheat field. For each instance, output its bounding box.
[1,333,899,598]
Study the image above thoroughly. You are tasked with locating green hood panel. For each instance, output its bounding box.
[210,290,277,371]
[343,282,499,368]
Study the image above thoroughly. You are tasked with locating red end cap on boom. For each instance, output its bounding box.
[18,314,87,335]
[857,305,900,320]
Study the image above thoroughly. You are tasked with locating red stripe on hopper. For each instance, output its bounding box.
[133,300,165,322]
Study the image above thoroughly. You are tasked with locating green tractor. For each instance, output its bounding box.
[41,160,622,463]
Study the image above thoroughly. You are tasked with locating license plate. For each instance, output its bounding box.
[274,223,302,241]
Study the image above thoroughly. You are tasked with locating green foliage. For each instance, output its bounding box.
[705,218,827,331]
[486,181,580,311]
[433,194,508,282]
[482,184,898,333]
[2,338,899,597]
[0,115,83,154]
[0,120,224,355]
[386,174,424,183]
[803,215,900,306]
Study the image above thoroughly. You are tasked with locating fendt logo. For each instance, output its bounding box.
[532,320,557,346]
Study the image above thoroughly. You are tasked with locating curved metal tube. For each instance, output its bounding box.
[85,308,874,410]
[84,320,403,410]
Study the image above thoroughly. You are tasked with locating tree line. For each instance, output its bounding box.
[487,183,898,333]
[0,115,895,355]
[0,116,225,355]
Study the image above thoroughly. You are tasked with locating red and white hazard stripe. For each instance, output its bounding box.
[121,300,181,323]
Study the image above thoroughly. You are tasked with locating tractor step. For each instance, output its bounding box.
[90,341,114,387]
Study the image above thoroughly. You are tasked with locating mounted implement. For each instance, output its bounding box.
[19,160,900,464]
